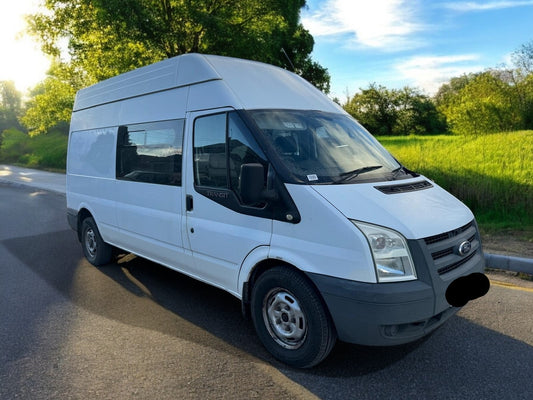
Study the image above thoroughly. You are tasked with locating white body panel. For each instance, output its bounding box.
[67,53,479,303]
[182,111,272,295]
[311,177,474,240]
[271,184,377,282]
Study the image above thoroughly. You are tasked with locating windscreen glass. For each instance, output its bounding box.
[248,110,400,184]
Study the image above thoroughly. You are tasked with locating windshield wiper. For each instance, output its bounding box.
[391,166,405,179]
[391,165,419,180]
[335,165,383,183]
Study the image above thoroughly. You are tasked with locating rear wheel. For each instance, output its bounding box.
[250,266,337,368]
[81,217,113,266]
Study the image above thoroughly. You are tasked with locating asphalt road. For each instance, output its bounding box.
[1,183,532,400]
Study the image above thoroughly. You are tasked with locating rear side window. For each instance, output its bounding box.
[116,119,184,186]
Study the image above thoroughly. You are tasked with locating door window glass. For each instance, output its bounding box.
[193,112,267,204]
[193,113,227,188]
[228,112,268,199]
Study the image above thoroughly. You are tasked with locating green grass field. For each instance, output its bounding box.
[377,131,533,233]
[2,128,532,234]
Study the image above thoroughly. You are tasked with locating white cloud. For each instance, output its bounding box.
[394,54,484,94]
[302,0,425,50]
[441,0,533,12]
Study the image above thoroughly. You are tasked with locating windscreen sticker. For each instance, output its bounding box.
[307,174,319,181]
[283,122,304,129]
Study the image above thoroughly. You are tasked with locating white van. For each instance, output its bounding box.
[67,54,489,367]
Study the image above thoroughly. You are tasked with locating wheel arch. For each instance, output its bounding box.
[75,207,94,242]
[240,255,331,326]
[247,264,338,367]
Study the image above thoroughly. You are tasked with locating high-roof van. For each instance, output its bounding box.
[67,54,489,367]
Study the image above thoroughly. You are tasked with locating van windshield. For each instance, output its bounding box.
[248,110,402,184]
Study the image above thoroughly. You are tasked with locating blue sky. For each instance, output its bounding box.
[2,0,533,97]
[301,0,533,99]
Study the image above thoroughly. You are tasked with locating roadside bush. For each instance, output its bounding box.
[0,128,67,170]
[0,129,32,163]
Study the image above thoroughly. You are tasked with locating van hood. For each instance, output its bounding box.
[309,177,474,240]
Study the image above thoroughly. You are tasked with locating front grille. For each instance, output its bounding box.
[424,221,473,245]
[422,221,480,275]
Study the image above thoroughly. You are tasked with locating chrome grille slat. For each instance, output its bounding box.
[424,221,473,245]
[437,252,477,275]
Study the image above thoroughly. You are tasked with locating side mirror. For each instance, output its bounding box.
[240,163,265,204]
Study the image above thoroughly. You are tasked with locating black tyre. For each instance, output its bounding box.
[250,266,337,368]
[81,217,113,266]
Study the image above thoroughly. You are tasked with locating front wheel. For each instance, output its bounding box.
[81,217,113,266]
[250,267,337,368]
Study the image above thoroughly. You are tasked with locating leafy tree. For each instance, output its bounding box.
[25,0,329,135]
[395,87,446,135]
[434,73,476,109]
[517,74,533,129]
[344,84,446,135]
[510,41,533,129]
[435,41,533,134]
[0,81,24,144]
[344,84,399,135]
[511,40,533,76]
[27,0,328,89]
[21,62,77,136]
[438,71,521,135]
[1,81,22,114]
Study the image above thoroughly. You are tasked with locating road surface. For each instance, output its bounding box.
[1,183,532,399]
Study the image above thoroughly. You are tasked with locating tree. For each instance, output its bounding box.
[21,62,78,136]
[344,84,446,136]
[344,84,399,135]
[395,87,446,135]
[511,40,533,76]
[510,41,533,129]
[27,0,329,89]
[438,71,521,135]
[0,81,24,140]
[25,0,329,135]
[434,73,476,109]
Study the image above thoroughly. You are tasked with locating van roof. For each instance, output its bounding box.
[73,53,340,113]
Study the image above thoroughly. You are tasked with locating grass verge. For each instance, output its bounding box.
[377,131,533,234]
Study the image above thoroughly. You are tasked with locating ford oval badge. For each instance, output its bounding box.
[458,240,472,256]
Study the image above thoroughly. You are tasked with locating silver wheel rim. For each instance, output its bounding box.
[85,228,97,259]
[262,288,307,349]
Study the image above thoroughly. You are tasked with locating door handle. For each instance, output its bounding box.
[186,194,193,211]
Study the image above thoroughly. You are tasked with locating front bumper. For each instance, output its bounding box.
[306,220,487,346]
[307,272,459,345]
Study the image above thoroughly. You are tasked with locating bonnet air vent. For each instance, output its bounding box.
[375,180,433,195]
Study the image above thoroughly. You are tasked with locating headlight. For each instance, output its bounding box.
[352,221,417,282]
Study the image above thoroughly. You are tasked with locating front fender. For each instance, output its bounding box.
[237,245,271,298]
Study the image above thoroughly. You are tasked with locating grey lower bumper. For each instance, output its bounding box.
[306,272,458,346]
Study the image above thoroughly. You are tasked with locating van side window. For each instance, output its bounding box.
[193,113,227,188]
[193,112,267,203]
[116,119,184,186]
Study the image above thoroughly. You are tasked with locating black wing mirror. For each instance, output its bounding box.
[240,163,265,204]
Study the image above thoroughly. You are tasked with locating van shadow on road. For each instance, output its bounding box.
[3,229,425,371]
[4,229,533,399]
